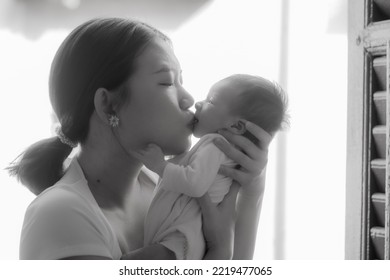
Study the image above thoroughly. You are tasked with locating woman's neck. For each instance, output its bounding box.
[77,144,143,210]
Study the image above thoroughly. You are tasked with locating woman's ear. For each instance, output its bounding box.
[94,87,116,125]
[228,119,247,135]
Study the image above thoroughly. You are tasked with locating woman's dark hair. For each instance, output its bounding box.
[7,18,170,195]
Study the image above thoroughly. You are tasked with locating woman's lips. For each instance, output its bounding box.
[192,117,200,133]
[185,112,197,130]
[187,117,197,131]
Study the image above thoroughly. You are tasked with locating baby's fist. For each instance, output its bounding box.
[138,143,167,177]
[142,143,163,156]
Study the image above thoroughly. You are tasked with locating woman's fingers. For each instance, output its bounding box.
[219,166,252,187]
[214,121,272,179]
[214,136,268,176]
[214,136,253,167]
[244,120,273,150]
[217,129,259,161]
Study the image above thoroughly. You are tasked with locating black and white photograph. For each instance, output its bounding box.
[0,0,389,278]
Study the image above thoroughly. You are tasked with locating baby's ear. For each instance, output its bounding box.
[227,119,247,135]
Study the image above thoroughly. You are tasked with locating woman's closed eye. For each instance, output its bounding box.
[159,81,174,87]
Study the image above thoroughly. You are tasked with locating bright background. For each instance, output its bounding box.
[0,0,347,259]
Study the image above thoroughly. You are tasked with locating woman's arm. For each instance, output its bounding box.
[61,244,175,260]
[197,183,240,259]
[234,170,266,259]
[60,255,112,260]
[121,244,176,260]
[214,121,273,259]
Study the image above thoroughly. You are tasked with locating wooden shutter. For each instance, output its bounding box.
[347,0,390,260]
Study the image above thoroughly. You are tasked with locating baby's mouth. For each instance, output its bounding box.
[193,116,199,125]
[189,117,199,130]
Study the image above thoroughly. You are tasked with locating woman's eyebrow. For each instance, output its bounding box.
[152,65,182,75]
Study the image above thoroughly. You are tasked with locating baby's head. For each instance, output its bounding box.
[193,74,288,144]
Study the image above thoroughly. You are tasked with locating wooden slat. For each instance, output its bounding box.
[373,56,386,90]
[371,226,385,259]
[371,158,386,193]
[363,22,390,54]
[373,91,386,125]
[373,125,386,158]
[372,192,386,227]
[374,0,390,19]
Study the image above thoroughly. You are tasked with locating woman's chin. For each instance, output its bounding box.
[165,136,192,155]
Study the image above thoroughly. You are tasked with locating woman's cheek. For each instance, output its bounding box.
[165,123,191,153]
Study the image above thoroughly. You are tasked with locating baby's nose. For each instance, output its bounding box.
[195,101,203,111]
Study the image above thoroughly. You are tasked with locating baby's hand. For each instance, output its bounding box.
[133,144,167,177]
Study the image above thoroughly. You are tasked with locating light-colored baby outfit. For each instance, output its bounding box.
[144,133,235,259]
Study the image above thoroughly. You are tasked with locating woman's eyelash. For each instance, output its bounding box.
[160,82,174,86]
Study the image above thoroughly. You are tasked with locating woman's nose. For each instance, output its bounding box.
[179,87,194,110]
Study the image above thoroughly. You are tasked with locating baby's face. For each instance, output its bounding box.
[193,79,240,138]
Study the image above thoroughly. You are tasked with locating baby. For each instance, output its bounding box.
[135,74,288,259]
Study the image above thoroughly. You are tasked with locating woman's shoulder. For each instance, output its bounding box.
[23,183,96,232]
[26,158,95,214]
[27,183,87,213]
[20,159,121,260]
[20,181,121,260]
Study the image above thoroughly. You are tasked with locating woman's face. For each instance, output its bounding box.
[117,39,195,155]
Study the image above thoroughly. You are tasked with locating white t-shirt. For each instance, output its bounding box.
[19,159,157,260]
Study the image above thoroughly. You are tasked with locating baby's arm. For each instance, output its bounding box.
[134,142,226,198]
[161,142,225,198]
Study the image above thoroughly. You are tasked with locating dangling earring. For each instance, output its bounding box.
[108,114,119,127]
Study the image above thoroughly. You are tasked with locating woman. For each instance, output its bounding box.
[8,18,271,260]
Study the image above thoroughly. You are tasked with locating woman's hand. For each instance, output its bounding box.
[197,182,240,259]
[215,120,273,189]
[214,121,273,259]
